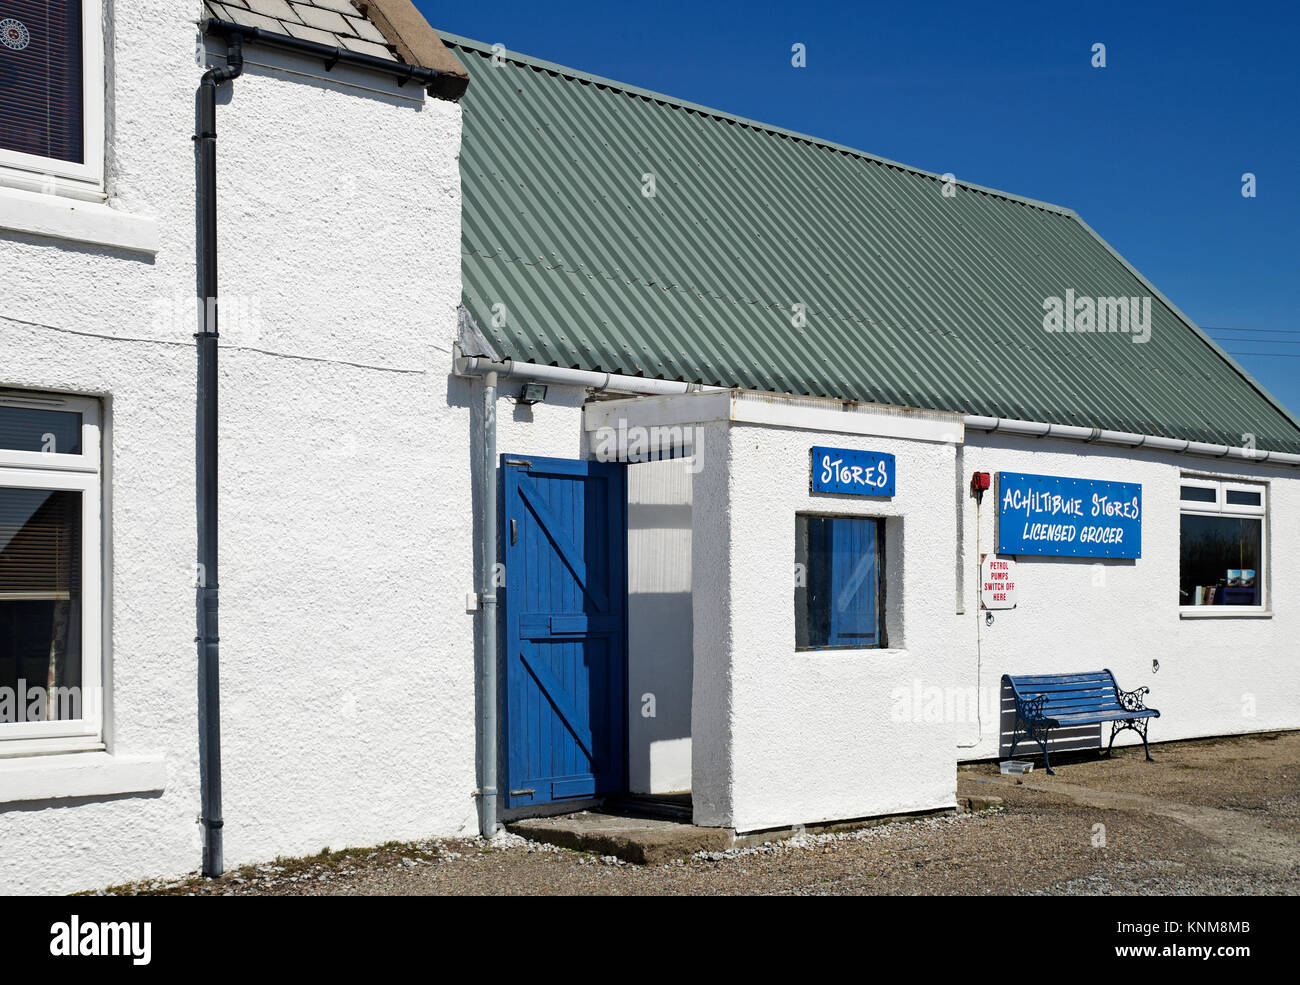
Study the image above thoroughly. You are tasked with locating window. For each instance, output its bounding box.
[0,0,104,191]
[0,392,101,746]
[795,514,885,649]
[1179,478,1265,608]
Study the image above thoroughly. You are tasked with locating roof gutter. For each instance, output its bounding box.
[964,416,1300,468]
[203,18,469,100]
[453,347,722,396]
[456,352,1300,466]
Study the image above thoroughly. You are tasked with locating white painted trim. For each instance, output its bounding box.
[0,0,106,192]
[0,735,103,758]
[0,751,165,805]
[585,389,964,443]
[729,393,962,443]
[585,391,731,431]
[0,186,159,254]
[1179,608,1273,619]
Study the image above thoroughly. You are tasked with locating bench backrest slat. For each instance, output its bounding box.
[1003,670,1123,715]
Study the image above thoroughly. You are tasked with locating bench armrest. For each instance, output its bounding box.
[1015,693,1048,721]
[1117,685,1150,713]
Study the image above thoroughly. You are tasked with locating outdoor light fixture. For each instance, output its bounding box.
[970,471,991,496]
[519,382,548,405]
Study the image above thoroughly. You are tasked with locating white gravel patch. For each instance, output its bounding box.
[690,807,1003,863]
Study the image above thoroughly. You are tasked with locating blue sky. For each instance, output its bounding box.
[423,0,1300,421]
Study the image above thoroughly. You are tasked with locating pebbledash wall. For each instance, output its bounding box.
[692,415,965,833]
[0,2,468,894]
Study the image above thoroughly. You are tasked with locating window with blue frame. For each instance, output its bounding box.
[795,514,885,650]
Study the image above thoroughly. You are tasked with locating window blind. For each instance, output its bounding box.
[0,487,80,598]
[0,0,84,163]
[0,487,82,718]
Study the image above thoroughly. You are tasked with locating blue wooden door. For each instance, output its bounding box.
[502,455,626,808]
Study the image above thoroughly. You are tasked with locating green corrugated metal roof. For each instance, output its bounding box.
[446,34,1300,454]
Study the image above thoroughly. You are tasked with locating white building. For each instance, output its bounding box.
[2,4,1297,894]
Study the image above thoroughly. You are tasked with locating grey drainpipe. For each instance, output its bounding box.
[476,372,499,836]
[194,32,244,880]
[193,21,467,877]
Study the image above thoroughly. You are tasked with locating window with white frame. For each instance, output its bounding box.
[1179,477,1265,608]
[0,1,104,194]
[0,392,101,746]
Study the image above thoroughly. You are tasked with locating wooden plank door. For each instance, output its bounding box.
[501,456,626,808]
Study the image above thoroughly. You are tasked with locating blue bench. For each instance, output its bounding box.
[1003,670,1160,775]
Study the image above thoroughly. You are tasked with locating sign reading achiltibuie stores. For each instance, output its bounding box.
[810,446,896,496]
[997,471,1142,559]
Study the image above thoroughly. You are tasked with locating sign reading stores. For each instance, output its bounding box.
[810,446,896,497]
[997,471,1141,559]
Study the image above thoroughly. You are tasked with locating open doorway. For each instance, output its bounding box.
[625,456,694,815]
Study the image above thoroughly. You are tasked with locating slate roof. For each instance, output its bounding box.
[447,34,1300,454]
[205,0,399,61]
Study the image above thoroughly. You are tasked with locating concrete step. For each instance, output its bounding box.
[508,810,732,864]
[607,792,693,822]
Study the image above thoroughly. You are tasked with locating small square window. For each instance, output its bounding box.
[795,514,885,649]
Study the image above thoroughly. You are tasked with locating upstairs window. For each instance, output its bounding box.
[795,514,886,649]
[0,1,103,191]
[1179,478,1265,608]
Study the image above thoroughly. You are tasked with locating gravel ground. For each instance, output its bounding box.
[93,731,1299,896]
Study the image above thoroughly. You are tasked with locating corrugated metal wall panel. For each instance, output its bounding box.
[451,37,1300,454]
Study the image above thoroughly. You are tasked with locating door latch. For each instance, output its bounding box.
[510,518,518,545]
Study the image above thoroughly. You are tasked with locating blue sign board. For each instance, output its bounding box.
[810,446,896,497]
[997,471,1142,559]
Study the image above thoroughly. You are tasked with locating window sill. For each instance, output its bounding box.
[0,751,166,806]
[0,186,159,255]
[1179,608,1273,619]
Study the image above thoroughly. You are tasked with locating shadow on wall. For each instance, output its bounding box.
[627,459,694,795]
[999,681,1102,761]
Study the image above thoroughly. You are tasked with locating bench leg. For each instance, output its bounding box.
[1008,718,1022,760]
[1106,719,1155,762]
[1040,730,1054,776]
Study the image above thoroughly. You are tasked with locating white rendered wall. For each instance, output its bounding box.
[957,432,1300,761]
[693,422,965,832]
[0,2,467,893]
